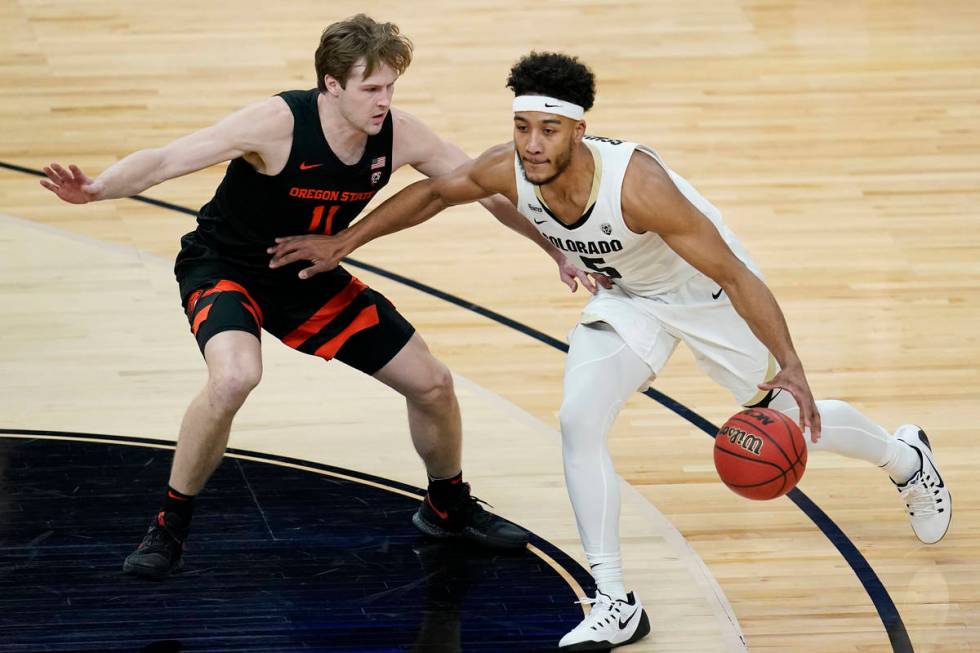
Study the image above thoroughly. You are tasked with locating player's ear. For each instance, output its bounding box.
[573,120,587,141]
[324,74,343,98]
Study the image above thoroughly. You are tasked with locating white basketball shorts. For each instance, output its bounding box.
[574,272,775,405]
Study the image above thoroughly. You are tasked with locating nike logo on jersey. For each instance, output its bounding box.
[533,219,548,225]
[712,288,724,300]
[299,162,323,171]
[618,607,639,629]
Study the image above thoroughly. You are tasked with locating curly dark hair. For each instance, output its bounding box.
[506,52,596,112]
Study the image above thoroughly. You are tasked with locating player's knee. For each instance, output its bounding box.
[409,362,455,408]
[207,361,262,410]
[558,398,593,456]
[558,401,574,435]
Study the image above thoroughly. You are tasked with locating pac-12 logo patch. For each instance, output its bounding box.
[600,223,613,235]
[371,171,383,186]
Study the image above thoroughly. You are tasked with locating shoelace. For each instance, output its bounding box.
[574,594,625,629]
[899,472,941,517]
[458,495,495,524]
[452,484,493,513]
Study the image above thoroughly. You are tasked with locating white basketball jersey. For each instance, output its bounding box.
[514,135,753,297]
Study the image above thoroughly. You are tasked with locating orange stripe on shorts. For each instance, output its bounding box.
[191,303,213,335]
[282,277,368,349]
[202,280,264,325]
[239,300,260,327]
[313,304,380,360]
[185,289,204,316]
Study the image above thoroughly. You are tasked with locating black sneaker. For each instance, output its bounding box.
[412,483,529,551]
[122,511,187,579]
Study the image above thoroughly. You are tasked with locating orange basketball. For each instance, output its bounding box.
[713,407,807,500]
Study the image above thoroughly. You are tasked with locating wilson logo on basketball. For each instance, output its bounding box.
[714,407,807,501]
[719,426,764,455]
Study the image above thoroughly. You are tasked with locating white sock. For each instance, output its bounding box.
[587,551,627,600]
[767,392,920,483]
[882,441,922,485]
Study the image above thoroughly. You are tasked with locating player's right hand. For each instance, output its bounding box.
[267,234,349,279]
[757,363,822,442]
[40,163,101,204]
[556,253,613,294]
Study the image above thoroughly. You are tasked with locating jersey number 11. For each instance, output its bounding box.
[308,205,339,235]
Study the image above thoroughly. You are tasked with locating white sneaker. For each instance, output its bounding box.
[894,425,951,544]
[559,590,651,651]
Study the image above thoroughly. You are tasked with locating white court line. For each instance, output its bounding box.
[1,210,748,651]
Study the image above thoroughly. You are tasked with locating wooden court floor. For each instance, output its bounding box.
[1,1,979,651]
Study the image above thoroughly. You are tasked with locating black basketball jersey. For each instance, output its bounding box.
[190,89,394,269]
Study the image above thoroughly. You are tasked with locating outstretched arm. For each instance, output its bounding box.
[39,97,292,203]
[396,111,598,290]
[269,109,608,290]
[268,144,511,278]
[622,152,821,439]
[394,110,609,292]
[475,193,609,294]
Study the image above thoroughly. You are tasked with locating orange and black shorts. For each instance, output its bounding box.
[175,254,415,376]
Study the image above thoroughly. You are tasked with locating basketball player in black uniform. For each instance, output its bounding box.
[39,16,602,579]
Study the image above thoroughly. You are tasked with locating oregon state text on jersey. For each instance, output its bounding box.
[189,89,394,270]
[514,135,754,297]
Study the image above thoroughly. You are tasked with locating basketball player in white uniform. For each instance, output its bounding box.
[268,52,952,651]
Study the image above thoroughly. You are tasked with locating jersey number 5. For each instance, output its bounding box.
[308,205,339,235]
[581,256,623,279]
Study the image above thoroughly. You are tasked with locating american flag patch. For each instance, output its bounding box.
[371,156,386,170]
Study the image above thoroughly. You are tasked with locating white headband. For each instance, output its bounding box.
[512,95,585,120]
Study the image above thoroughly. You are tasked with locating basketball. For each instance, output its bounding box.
[713,408,807,500]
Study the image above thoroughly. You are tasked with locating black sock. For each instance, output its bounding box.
[427,471,464,509]
[162,485,196,530]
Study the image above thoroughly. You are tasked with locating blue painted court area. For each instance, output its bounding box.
[0,433,591,652]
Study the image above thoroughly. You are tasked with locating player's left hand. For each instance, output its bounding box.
[558,255,613,294]
[267,234,349,279]
[757,363,822,442]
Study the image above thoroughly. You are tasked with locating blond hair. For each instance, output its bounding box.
[315,15,413,91]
